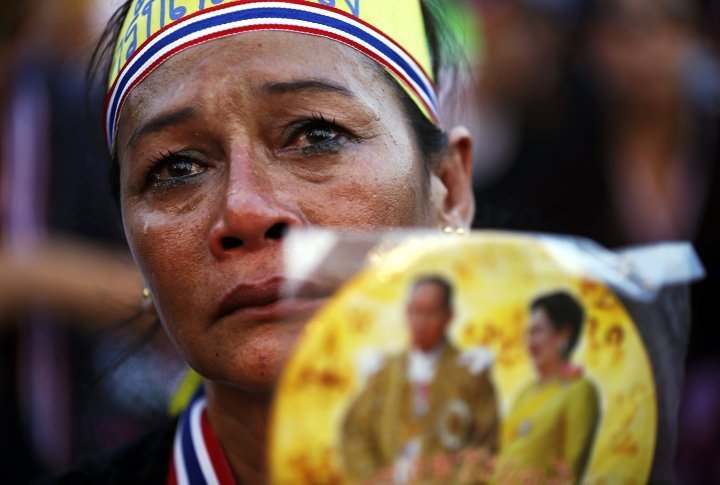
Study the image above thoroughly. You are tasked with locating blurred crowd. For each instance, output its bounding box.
[1,0,718,483]
[0,2,185,483]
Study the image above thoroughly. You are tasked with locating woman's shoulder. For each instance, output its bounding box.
[35,417,177,485]
[564,375,600,402]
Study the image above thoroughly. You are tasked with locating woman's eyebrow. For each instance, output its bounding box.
[259,79,356,98]
[126,106,200,151]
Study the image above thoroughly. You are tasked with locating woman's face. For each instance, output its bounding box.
[115,32,472,390]
[527,308,567,373]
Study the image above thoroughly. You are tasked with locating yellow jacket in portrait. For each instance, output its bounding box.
[495,376,600,484]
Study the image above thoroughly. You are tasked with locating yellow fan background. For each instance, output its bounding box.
[270,233,656,484]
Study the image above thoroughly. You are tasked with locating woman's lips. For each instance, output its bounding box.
[214,277,332,323]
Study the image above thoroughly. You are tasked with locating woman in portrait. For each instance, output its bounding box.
[495,291,601,484]
[49,0,475,483]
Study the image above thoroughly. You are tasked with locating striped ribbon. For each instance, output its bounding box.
[167,388,236,485]
[105,0,439,148]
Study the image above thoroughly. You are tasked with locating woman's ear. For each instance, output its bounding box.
[430,126,474,229]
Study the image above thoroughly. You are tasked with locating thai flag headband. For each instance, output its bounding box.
[105,0,440,150]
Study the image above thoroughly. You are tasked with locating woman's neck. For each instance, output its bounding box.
[537,360,564,383]
[204,381,273,484]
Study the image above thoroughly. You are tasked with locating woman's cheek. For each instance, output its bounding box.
[124,207,207,312]
[297,155,426,228]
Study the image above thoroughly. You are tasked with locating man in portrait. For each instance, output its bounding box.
[342,275,500,481]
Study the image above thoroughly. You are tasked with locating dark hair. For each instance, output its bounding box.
[531,291,585,358]
[88,0,133,201]
[88,0,456,201]
[412,275,454,311]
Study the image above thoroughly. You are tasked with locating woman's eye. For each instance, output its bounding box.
[283,118,351,153]
[288,124,340,149]
[304,126,337,145]
[149,154,206,184]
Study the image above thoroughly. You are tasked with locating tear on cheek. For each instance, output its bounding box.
[126,212,189,257]
[129,212,169,238]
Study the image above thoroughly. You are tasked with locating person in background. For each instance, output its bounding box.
[467,0,609,241]
[588,4,720,480]
[589,0,718,245]
[1,1,177,481]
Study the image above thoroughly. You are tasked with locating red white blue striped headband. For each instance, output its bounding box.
[105,0,440,150]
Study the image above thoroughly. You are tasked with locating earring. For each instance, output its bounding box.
[442,226,468,235]
[141,287,154,312]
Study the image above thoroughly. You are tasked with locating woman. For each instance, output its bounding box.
[495,291,600,484]
[53,1,474,483]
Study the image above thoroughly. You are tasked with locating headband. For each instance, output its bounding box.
[105,0,440,149]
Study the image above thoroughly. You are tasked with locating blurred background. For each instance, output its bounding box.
[0,0,718,483]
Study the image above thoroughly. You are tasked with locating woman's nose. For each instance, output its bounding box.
[209,161,305,258]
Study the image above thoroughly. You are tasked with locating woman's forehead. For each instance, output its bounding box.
[118,31,384,135]
[128,32,381,102]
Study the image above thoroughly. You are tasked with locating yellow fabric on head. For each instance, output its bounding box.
[104,0,439,147]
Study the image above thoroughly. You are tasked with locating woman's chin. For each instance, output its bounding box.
[192,317,308,393]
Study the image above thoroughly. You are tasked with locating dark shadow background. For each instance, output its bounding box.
[1,0,718,483]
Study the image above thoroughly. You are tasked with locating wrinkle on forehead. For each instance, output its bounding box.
[116,31,388,151]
